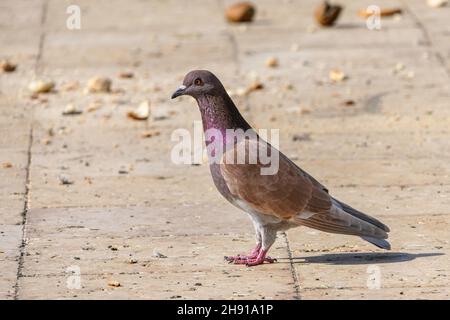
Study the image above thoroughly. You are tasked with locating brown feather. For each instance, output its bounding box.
[220,139,331,219]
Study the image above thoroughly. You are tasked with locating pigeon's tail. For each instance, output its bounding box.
[361,236,391,250]
[334,198,391,250]
[335,198,390,233]
[294,198,391,250]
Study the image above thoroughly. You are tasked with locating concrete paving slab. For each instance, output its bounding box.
[18,235,295,299]
[287,214,449,299]
[1,0,449,300]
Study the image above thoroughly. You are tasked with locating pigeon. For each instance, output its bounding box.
[171,70,390,266]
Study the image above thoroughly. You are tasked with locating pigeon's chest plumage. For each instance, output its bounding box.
[209,163,235,203]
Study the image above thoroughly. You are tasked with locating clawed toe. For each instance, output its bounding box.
[225,254,277,266]
[225,246,275,267]
[224,255,255,264]
[245,257,277,267]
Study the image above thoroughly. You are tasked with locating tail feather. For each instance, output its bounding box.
[334,198,390,232]
[361,236,391,250]
[294,199,391,250]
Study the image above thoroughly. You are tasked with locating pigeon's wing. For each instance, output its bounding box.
[219,138,331,219]
[220,139,389,241]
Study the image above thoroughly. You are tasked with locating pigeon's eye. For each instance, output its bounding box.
[194,78,203,86]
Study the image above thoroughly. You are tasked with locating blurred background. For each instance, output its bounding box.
[0,0,449,299]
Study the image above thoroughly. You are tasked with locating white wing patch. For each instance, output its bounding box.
[296,211,317,219]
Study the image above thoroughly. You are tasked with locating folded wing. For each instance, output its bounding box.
[219,138,389,244]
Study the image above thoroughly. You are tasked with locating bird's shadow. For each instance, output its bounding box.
[284,252,443,266]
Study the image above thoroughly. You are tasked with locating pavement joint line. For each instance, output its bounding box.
[282,232,302,300]
[401,0,450,78]
[217,0,240,71]
[13,126,34,300]
[13,0,48,299]
[35,0,48,74]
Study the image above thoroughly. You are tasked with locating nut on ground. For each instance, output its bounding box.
[265,57,279,68]
[0,60,17,72]
[107,280,121,287]
[86,77,112,93]
[127,100,151,120]
[225,2,256,23]
[315,1,342,27]
[28,80,55,94]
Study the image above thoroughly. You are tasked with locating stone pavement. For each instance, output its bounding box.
[0,0,449,299]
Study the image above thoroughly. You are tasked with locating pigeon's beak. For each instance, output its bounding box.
[171,85,187,99]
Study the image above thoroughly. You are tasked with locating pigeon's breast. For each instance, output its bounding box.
[209,163,236,204]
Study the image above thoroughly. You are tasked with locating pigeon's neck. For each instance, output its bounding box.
[196,93,251,138]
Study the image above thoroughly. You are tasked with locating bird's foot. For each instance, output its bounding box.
[238,256,277,266]
[224,249,276,266]
[245,257,276,266]
[224,243,261,264]
[224,254,258,264]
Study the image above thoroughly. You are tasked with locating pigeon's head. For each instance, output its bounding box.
[171,70,225,99]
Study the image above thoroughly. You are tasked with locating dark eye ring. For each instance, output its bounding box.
[194,78,203,86]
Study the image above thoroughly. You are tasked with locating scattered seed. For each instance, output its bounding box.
[41,138,51,145]
[0,60,17,72]
[140,130,160,138]
[244,80,264,95]
[152,250,167,258]
[315,1,342,27]
[118,71,134,79]
[343,100,355,106]
[86,76,111,93]
[427,0,448,8]
[28,80,55,93]
[300,108,312,115]
[329,69,347,82]
[62,104,83,116]
[107,280,121,287]
[59,175,74,185]
[2,162,13,168]
[127,100,151,120]
[265,57,279,68]
[225,2,256,23]
[392,62,405,74]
